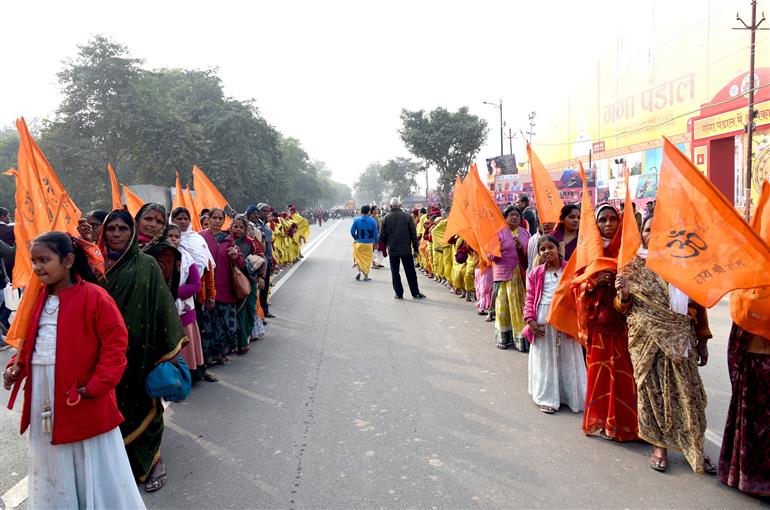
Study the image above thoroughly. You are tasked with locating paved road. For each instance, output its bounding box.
[1,218,766,509]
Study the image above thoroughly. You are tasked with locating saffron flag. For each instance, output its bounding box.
[107,163,123,211]
[192,165,231,229]
[648,138,770,307]
[173,171,185,211]
[527,144,564,224]
[183,186,203,231]
[16,118,81,226]
[730,179,770,338]
[466,163,506,259]
[122,185,145,218]
[617,168,641,270]
[546,253,580,339]
[444,174,486,262]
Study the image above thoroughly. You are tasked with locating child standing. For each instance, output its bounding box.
[3,232,145,509]
[522,235,587,414]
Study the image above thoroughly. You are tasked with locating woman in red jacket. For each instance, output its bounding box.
[3,232,144,509]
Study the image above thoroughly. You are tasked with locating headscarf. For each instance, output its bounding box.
[135,203,182,296]
[594,202,623,257]
[245,204,260,218]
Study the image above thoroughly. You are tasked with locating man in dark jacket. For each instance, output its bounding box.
[380,198,426,300]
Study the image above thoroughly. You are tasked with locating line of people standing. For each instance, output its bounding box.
[3,201,311,506]
[413,195,768,498]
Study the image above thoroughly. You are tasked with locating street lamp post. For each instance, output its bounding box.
[483,99,504,156]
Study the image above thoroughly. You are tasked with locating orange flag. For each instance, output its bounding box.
[546,254,580,339]
[183,186,203,231]
[730,179,770,338]
[466,163,507,259]
[617,168,641,270]
[173,171,185,211]
[527,144,564,224]
[648,138,770,307]
[122,185,145,218]
[107,163,123,211]
[192,165,231,229]
[16,118,81,224]
[444,174,486,262]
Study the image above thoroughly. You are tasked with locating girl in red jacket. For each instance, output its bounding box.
[3,232,145,509]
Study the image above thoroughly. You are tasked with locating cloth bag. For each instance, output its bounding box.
[1,260,19,311]
[231,263,251,300]
[145,356,192,402]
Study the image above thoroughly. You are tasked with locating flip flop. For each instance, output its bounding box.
[703,456,717,475]
[649,455,668,473]
[539,405,556,414]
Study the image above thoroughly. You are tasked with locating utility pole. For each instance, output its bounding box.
[505,128,517,155]
[526,111,537,172]
[483,99,504,156]
[735,0,767,221]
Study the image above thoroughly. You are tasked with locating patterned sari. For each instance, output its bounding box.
[101,212,186,482]
[618,256,709,471]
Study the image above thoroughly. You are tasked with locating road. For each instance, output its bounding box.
[1,218,766,509]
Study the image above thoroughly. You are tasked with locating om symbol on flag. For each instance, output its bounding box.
[665,229,708,258]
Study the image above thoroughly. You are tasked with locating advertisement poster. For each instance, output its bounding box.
[486,154,518,175]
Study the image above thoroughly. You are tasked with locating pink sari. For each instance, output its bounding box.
[475,266,493,312]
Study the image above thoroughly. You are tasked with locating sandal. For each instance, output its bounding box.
[495,342,509,350]
[703,456,717,475]
[144,460,167,492]
[219,356,231,366]
[485,315,495,322]
[237,347,250,355]
[598,429,614,441]
[203,372,218,382]
[539,405,556,414]
[649,455,668,473]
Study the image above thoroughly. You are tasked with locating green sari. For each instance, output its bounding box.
[102,219,186,482]
[235,236,259,350]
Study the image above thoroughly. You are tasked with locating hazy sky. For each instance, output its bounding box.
[0,0,729,187]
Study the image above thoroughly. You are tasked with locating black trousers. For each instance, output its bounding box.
[390,254,420,298]
[260,262,272,314]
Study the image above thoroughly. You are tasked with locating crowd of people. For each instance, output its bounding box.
[351,193,768,499]
[1,201,313,505]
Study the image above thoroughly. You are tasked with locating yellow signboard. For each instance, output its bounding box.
[693,101,770,140]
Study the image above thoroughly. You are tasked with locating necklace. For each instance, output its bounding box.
[44,297,59,315]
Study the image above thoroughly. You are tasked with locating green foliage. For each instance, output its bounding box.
[353,157,421,205]
[13,35,343,213]
[0,128,19,208]
[399,106,488,203]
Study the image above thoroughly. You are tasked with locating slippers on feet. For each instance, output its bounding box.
[649,455,668,472]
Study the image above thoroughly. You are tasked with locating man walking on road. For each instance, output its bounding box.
[350,205,378,281]
[380,198,426,300]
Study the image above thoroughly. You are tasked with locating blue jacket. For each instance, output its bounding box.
[351,215,378,244]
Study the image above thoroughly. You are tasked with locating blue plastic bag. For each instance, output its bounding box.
[145,356,192,402]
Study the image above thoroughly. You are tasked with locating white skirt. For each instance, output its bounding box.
[28,363,146,510]
[527,303,587,412]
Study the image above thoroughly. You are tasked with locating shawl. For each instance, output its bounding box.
[181,227,215,274]
[100,214,185,440]
[619,256,695,381]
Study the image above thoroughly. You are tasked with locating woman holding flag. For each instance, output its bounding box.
[490,206,529,350]
[615,215,716,473]
[576,203,638,442]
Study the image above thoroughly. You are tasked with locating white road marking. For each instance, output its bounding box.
[270,220,341,296]
[1,475,28,510]
[705,428,724,448]
[212,376,282,406]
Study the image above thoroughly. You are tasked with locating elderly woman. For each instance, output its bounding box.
[135,203,181,297]
[199,208,245,366]
[615,216,715,473]
[490,206,530,350]
[576,203,637,442]
[100,210,186,492]
[231,215,266,354]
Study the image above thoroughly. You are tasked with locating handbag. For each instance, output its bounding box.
[145,356,192,402]
[1,259,19,311]
[231,262,251,300]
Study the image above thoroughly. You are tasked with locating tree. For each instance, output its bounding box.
[0,128,19,209]
[380,157,421,199]
[353,163,386,205]
[31,35,333,212]
[399,106,488,203]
